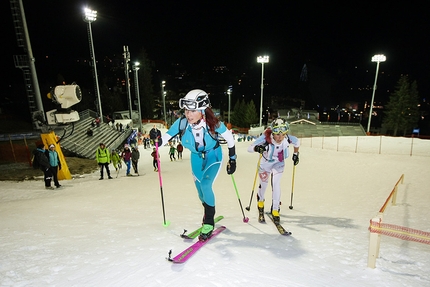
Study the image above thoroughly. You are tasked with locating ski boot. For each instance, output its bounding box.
[271,210,280,225]
[258,201,265,223]
[199,203,215,241]
[199,224,214,241]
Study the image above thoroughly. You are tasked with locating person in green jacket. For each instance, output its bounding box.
[96,143,112,180]
[111,149,121,171]
[169,143,176,161]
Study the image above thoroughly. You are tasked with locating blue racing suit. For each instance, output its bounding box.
[161,117,235,207]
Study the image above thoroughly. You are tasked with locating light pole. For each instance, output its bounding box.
[123,46,133,121]
[227,86,232,123]
[366,54,386,134]
[161,81,167,125]
[133,62,143,133]
[83,8,103,119]
[257,55,269,127]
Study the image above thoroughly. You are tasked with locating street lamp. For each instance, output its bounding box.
[257,55,269,127]
[133,62,143,133]
[161,81,167,125]
[366,54,386,134]
[227,86,232,123]
[83,8,103,119]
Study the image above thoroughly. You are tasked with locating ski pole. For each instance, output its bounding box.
[245,154,262,211]
[155,138,170,227]
[289,165,296,210]
[230,174,249,223]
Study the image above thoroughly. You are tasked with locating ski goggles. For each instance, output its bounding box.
[179,96,210,110]
[271,125,289,135]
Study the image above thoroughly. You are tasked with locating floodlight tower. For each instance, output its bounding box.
[133,62,143,132]
[161,81,167,125]
[83,7,103,119]
[366,54,386,134]
[257,55,269,127]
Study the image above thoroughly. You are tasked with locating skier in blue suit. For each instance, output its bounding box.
[160,89,237,241]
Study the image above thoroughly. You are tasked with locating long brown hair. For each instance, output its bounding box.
[204,108,220,134]
[264,128,273,144]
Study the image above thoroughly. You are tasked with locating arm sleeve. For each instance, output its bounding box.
[289,135,300,148]
[247,134,266,153]
[160,118,184,145]
[220,129,235,148]
[216,122,235,148]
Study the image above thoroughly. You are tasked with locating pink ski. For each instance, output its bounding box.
[168,226,226,263]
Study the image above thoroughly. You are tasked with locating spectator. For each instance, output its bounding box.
[122,144,132,176]
[111,149,122,172]
[151,148,159,172]
[131,146,140,175]
[33,144,53,189]
[176,142,183,159]
[86,128,93,136]
[96,143,112,180]
[46,144,62,188]
[169,143,176,161]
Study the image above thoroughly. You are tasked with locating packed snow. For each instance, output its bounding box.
[1,136,429,287]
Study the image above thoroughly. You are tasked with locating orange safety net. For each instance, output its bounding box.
[369,219,430,245]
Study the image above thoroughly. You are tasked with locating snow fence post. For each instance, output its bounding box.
[367,213,383,268]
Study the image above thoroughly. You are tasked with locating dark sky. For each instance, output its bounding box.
[2,1,430,99]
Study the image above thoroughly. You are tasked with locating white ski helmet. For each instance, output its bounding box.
[179,89,211,110]
[270,118,289,134]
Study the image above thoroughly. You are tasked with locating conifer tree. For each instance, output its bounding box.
[382,75,419,136]
[244,99,259,127]
[231,99,246,127]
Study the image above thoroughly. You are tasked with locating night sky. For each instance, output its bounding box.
[2,1,430,106]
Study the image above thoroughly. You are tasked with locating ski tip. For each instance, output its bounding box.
[163,221,171,227]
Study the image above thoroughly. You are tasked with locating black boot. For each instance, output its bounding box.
[199,203,215,241]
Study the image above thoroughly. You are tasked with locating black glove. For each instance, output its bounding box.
[227,159,236,175]
[292,152,299,166]
[254,145,266,154]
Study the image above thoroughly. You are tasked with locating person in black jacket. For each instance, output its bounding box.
[33,144,53,189]
[131,146,140,175]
